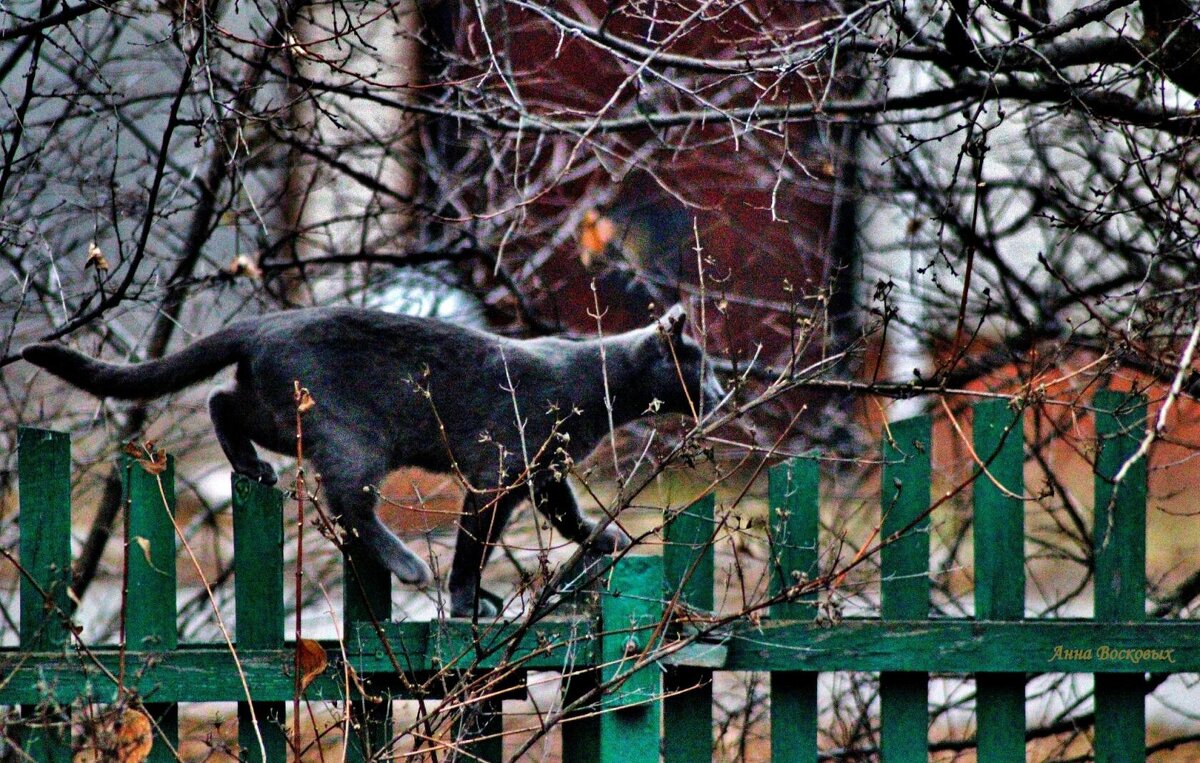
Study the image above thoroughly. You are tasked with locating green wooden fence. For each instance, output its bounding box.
[1,391,1189,761]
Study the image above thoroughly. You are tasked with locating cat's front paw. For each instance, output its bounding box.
[592,524,632,554]
[474,596,499,619]
[238,459,277,485]
[450,588,502,618]
[381,544,433,586]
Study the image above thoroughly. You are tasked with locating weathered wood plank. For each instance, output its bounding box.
[600,555,664,710]
[769,457,820,617]
[881,676,926,763]
[17,427,73,762]
[665,493,715,612]
[880,415,931,763]
[352,617,597,672]
[0,648,342,704]
[3,617,1200,704]
[972,400,1025,622]
[881,416,932,620]
[232,475,287,763]
[771,670,818,763]
[453,694,504,762]
[708,618,1195,672]
[972,399,1026,763]
[18,428,72,651]
[600,554,663,763]
[343,548,393,761]
[124,454,178,651]
[123,454,179,762]
[1093,390,1147,763]
[561,670,601,762]
[664,667,712,763]
[664,493,714,763]
[769,457,819,763]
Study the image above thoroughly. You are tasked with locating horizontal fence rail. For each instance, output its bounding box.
[0,390,1183,761]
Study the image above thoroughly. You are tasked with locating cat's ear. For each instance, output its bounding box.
[654,304,688,343]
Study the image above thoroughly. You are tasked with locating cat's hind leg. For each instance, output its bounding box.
[320,463,433,586]
[209,388,277,484]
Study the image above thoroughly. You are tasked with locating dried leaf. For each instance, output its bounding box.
[134,536,153,565]
[123,440,168,475]
[579,210,615,268]
[227,254,262,279]
[296,638,328,691]
[130,536,170,576]
[140,451,167,475]
[115,709,153,763]
[294,384,316,415]
[85,242,109,272]
[74,708,153,763]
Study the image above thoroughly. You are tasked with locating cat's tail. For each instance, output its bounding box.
[22,327,246,400]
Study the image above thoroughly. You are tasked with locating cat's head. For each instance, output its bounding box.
[641,304,725,418]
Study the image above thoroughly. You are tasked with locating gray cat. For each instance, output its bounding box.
[23,304,723,616]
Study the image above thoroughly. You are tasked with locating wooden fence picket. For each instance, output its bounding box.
[123,451,180,761]
[342,546,393,760]
[880,414,932,763]
[1093,390,1148,763]
[663,492,715,763]
[972,399,1026,763]
[233,475,287,761]
[599,554,663,763]
[17,427,72,761]
[768,456,820,763]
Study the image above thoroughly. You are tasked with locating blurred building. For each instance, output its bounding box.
[418,0,853,362]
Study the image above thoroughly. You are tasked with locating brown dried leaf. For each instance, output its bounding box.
[74,708,153,763]
[295,386,316,415]
[296,638,328,691]
[115,709,153,763]
[85,242,109,272]
[579,209,615,268]
[123,441,168,475]
[139,450,167,475]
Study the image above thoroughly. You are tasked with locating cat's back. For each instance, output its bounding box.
[240,306,527,388]
[249,306,494,351]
